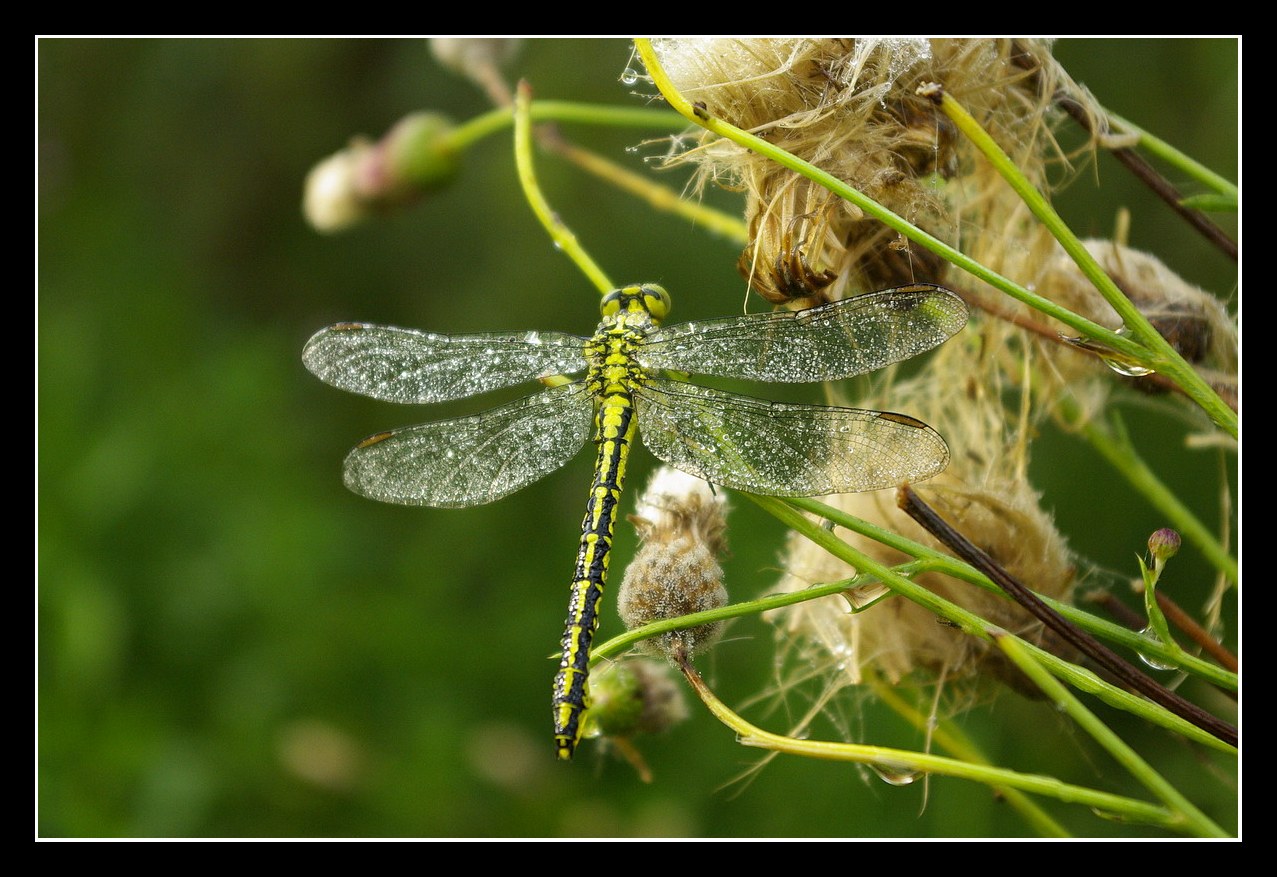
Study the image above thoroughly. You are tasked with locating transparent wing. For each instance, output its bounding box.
[304,323,587,404]
[635,379,949,495]
[639,283,967,383]
[342,381,595,507]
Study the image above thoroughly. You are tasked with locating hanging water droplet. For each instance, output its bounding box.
[870,763,922,786]
[1061,330,1156,377]
[1136,627,1176,670]
[1101,355,1155,377]
[620,67,639,86]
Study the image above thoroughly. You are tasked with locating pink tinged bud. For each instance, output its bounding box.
[1147,528,1181,563]
[302,113,460,233]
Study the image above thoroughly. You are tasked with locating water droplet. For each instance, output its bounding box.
[1137,627,1176,670]
[1101,355,1155,377]
[1105,327,1156,375]
[620,67,639,85]
[1061,330,1156,377]
[870,763,922,786]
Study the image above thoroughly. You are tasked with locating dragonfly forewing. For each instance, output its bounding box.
[634,378,949,495]
[343,381,596,507]
[304,323,587,405]
[638,283,967,383]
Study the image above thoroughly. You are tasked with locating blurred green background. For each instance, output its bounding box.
[38,38,1237,838]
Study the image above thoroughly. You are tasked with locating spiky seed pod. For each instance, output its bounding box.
[617,467,730,660]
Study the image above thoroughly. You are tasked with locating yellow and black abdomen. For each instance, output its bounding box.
[552,386,637,759]
[551,302,656,760]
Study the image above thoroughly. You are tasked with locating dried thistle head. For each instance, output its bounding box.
[648,37,1231,718]
[617,467,730,660]
[1035,239,1238,408]
[774,326,1076,703]
[651,38,1086,307]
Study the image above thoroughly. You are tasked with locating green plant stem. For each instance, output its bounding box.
[591,575,869,663]
[1138,556,1176,649]
[512,83,613,294]
[543,136,749,244]
[898,485,1234,746]
[995,635,1229,837]
[1061,400,1238,585]
[867,672,1071,837]
[447,102,687,153]
[679,658,1190,833]
[1105,110,1238,200]
[631,42,1150,372]
[782,495,1237,692]
[746,493,1235,752]
[927,87,1236,438]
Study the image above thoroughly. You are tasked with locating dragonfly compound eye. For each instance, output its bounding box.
[639,284,671,322]
[601,285,672,322]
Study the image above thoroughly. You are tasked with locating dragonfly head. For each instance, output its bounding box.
[601,284,671,326]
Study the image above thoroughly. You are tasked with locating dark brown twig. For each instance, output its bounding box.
[1055,96,1237,262]
[898,485,1237,747]
[1086,589,1148,631]
[1009,42,1237,261]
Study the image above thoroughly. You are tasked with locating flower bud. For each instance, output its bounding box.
[1147,528,1182,564]
[617,467,729,660]
[586,659,689,740]
[303,112,460,233]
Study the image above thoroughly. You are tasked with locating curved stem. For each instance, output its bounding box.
[513,82,613,294]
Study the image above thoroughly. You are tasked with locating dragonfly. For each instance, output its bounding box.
[303,282,968,760]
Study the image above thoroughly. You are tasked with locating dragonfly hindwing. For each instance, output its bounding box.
[343,381,595,508]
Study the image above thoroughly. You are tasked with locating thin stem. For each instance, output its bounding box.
[1138,556,1176,651]
[590,575,870,663]
[748,493,1236,752]
[678,656,1190,833]
[512,82,613,294]
[995,635,1229,838]
[632,41,1149,363]
[1062,400,1238,585]
[1156,591,1238,673]
[447,102,687,153]
[782,495,1236,693]
[1073,104,1237,260]
[898,486,1235,747]
[539,132,750,244]
[745,497,1236,750]
[925,85,1236,437]
[866,671,1071,837]
[1106,110,1238,201]
[1007,43,1238,259]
